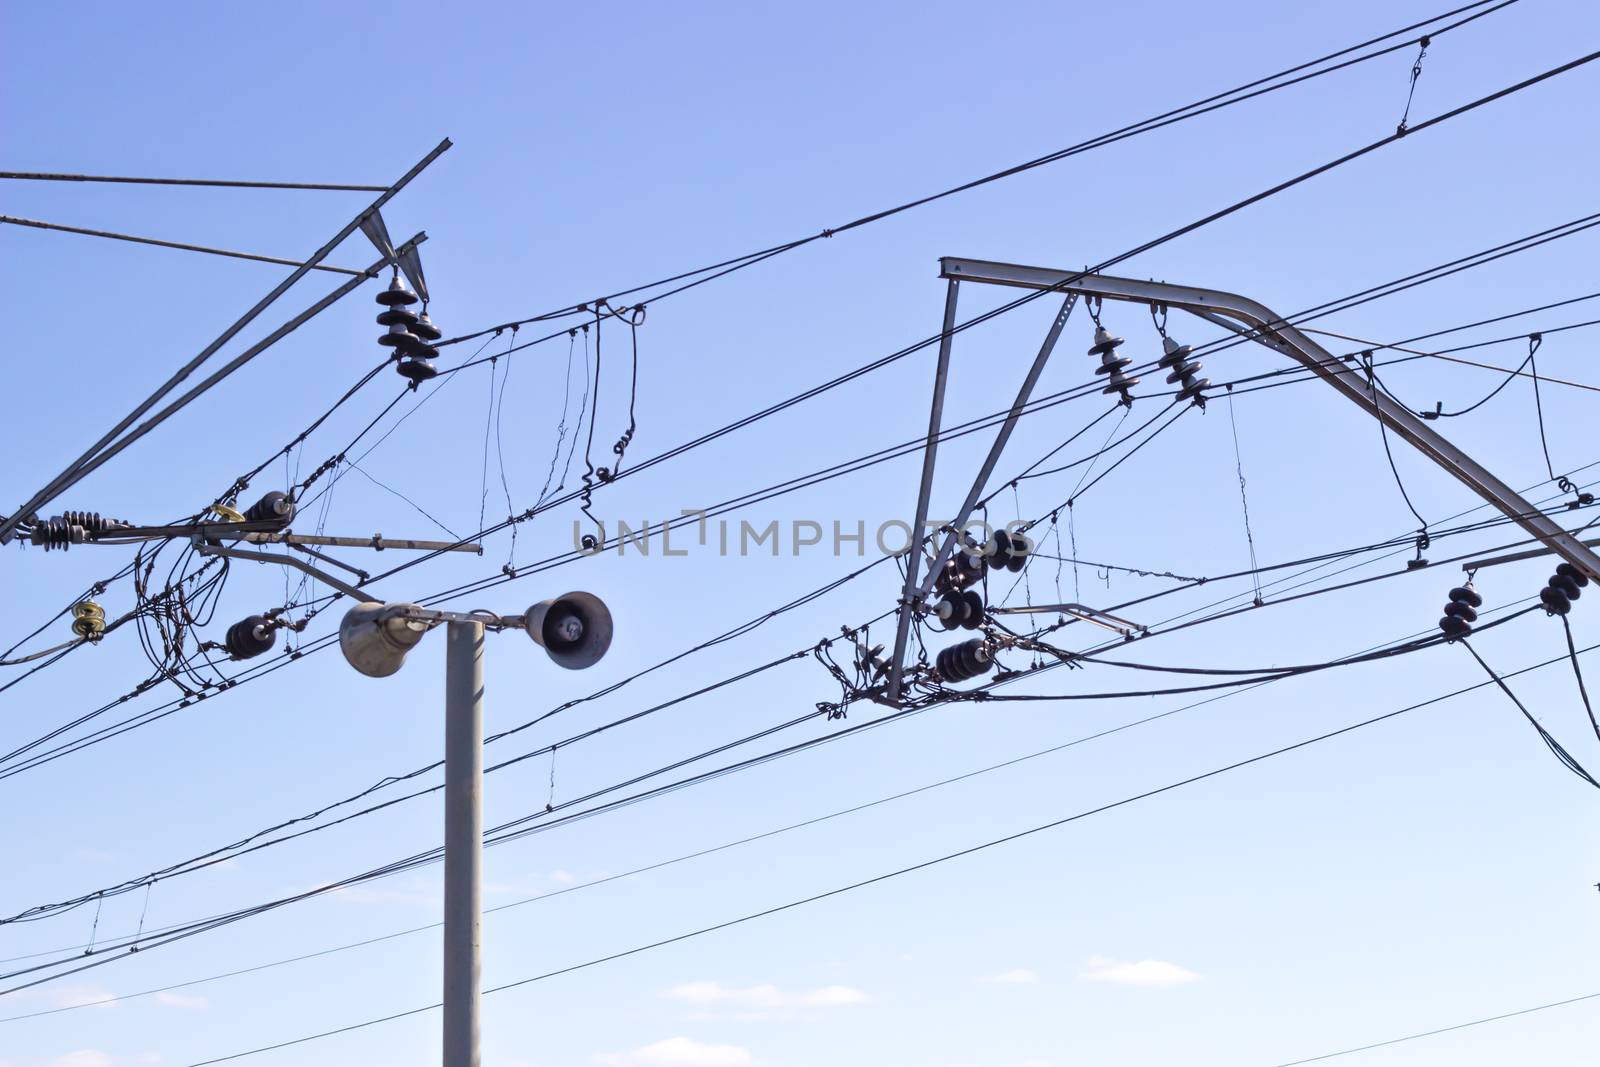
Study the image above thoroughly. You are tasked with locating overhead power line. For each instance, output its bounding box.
[0,515,1558,988]
[440,0,1520,346]
[1264,989,1600,1066]
[0,596,1522,1016]
[6,342,1591,782]
[0,170,387,191]
[9,53,1596,812]
[9,35,1586,720]
[0,214,367,274]
[391,76,1600,605]
[174,626,1588,1066]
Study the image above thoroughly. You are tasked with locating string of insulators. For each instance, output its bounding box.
[1438,582,1482,639]
[936,638,994,683]
[1539,562,1590,616]
[1088,326,1140,407]
[29,511,131,550]
[930,528,1031,630]
[224,615,275,660]
[933,529,1031,595]
[376,275,439,387]
[71,600,106,639]
[1158,336,1209,406]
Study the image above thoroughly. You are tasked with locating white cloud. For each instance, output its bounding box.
[52,1053,114,1067]
[978,968,1039,985]
[549,869,577,885]
[154,991,207,1010]
[1078,955,1199,986]
[947,1060,1054,1067]
[803,985,867,1006]
[594,1037,752,1066]
[664,980,866,1008]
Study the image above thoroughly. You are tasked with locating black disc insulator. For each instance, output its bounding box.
[1448,585,1484,608]
[243,491,294,526]
[1439,614,1472,638]
[379,326,420,351]
[959,589,984,630]
[1550,574,1582,601]
[1087,327,1124,357]
[29,517,82,550]
[412,312,443,342]
[375,275,419,307]
[60,511,128,534]
[377,306,419,328]
[935,595,965,631]
[1540,586,1573,615]
[1094,354,1132,375]
[397,358,439,384]
[936,638,994,683]
[985,530,1012,570]
[1443,601,1478,623]
[1158,341,1194,369]
[224,615,276,660]
[1102,372,1141,397]
[1556,562,1591,587]
[1006,532,1029,573]
[957,550,986,581]
[1164,361,1202,384]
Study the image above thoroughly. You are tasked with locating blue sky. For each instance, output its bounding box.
[3,2,1600,1066]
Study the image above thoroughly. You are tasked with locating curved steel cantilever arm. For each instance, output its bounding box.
[938,256,1600,585]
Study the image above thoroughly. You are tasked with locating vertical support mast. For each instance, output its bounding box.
[443,621,484,1067]
[886,279,960,704]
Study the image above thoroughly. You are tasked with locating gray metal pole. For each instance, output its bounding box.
[885,278,960,705]
[443,621,484,1067]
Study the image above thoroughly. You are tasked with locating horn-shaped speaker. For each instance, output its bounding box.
[524,591,613,670]
[340,602,429,677]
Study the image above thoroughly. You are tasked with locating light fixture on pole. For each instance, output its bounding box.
[337,592,614,1067]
